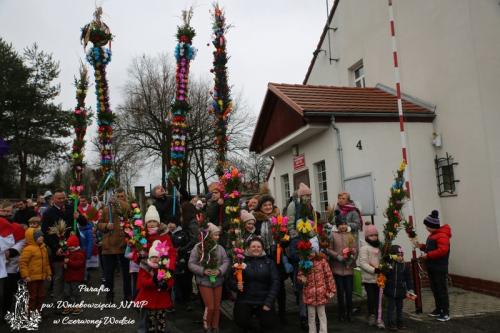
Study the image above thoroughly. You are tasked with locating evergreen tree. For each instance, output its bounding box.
[0,39,71,198]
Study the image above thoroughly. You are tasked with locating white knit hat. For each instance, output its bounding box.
[145,205,160,223]
[149,240,161,258]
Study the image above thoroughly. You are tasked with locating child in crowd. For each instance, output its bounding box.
[19,229,51,311]
[241,210,257,244]
[188,223,230,333]
[135,240,175,333]
[63,235,86,314]
[384,245,414,331]
[327,217,357,322]
[417,210,452,322]
[28,216,41,230]
[358,224,385,329]
[298,242,336,333]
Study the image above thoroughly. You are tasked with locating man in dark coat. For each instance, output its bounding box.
[13,200,36,226]
[152,184,180,226]
[41,189,86,300]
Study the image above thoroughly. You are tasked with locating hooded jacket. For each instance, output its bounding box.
[326,225,358,276]
[64,248,86,282]
[419,224,452,272]
[135,262,174,310]
[298,253,336,306]
[19,228,51,281]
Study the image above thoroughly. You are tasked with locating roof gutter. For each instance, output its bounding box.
[305,111,435,118]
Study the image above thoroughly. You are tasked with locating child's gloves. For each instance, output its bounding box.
[336,255,344,262]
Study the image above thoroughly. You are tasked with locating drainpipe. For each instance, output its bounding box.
[331,116,345,191]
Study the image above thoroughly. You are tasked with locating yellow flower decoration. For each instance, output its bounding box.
[399,161,407,172]
[297,219,312,234]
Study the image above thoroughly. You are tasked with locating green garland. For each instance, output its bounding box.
[70,64,89,196]
[209,3,233,177]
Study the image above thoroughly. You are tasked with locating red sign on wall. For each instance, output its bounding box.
[293,154,306,171]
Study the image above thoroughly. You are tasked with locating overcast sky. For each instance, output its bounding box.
[0,0,330,190]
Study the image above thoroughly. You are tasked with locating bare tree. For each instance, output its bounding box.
[117,54,253,194]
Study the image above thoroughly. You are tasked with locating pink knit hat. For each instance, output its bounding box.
[297,183,312,197]
[240,210,256,224]
[364,224,378,237]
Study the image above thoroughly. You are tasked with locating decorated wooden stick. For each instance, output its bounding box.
[81,7,115,194]
[169,8,196,182]
[209,3,233,177]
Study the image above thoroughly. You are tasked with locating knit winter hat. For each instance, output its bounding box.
[33,230,44,242]
[28,216,41,226]
[145,205,161,224]
[149,240,161,258]
[424,210,440,229]
[67,235,80,248]
[240,210,256,224]
[364,224,378,238]
[206,222,220,235]
[297,183,312,197]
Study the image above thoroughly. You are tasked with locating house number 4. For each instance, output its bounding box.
[356,140,362,150]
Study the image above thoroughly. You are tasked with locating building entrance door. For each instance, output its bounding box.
[293,169,310,191]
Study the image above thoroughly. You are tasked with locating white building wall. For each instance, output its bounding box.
[306,0,500,282]
[271,121,439,261]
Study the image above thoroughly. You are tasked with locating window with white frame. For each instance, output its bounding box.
[281,174,291,208]
[315,161,329,216]
[351,61,366,88]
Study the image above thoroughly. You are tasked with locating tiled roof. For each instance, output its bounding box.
[268,83,434,115]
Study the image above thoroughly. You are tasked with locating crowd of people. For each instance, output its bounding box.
[0,182,452,333]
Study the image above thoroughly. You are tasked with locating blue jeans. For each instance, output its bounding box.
[334,274,353,317]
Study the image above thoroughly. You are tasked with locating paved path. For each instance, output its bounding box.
[2,269,500,332]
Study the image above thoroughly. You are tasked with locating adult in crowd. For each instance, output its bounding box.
[233,237,280,333]
[335,192,362,233]
[78,195,99,223]
[38,190,53,217]
[246,195,260,213]
[91,195,103,211]
[152,184,180,226]
[97,188,131,303]
[172,201,200,310]
[4,222,25,317]
[189,223,230,333]
[286,183,316,237]
[253,195,280,254]
[206,182,225,227]
[41,189,86,301]
[13,200,36,226]
[0,203,15,319]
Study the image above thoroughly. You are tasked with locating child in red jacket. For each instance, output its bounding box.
[417,210,452,322]
[63,235,86,315]
[135,239,175,333]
